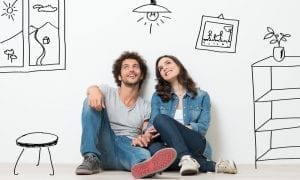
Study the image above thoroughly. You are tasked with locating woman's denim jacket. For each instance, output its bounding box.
[149,89,212,159]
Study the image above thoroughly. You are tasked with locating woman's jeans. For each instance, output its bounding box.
[148,114,216,172]
[80,99,151,170]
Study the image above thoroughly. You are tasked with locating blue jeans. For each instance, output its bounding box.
[80,99,151,170]
[148,114,216,172]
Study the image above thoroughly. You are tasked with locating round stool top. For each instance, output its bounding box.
[16,132,58,148]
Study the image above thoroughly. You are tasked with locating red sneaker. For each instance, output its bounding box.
[131,148,177,179]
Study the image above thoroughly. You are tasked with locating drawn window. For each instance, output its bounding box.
[0,0,65,73]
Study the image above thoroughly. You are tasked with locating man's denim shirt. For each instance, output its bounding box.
[149,89,212,159]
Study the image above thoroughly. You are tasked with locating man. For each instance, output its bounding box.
[76,51,176,178]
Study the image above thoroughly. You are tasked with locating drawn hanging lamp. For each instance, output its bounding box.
[133,0,171,33]
[133,0,170,21]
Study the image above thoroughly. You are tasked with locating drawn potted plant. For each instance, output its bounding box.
[263,27,291,62]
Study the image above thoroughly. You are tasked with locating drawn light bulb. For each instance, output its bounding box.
[146,12,159,21]
[133,0,171,34]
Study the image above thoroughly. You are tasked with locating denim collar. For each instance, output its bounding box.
[171,90,193,98]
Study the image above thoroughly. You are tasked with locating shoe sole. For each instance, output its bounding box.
[131,148,177,178]
[231,161,238,174]
[75,169,100,175]
[181,169,199,176]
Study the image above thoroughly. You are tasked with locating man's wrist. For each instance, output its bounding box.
[87,85,99,94]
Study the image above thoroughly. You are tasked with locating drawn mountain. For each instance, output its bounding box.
[1,22,57,44]
[29,22,58,33]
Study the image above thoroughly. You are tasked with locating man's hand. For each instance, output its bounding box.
[87,85,106,111]
[132,134,150,147]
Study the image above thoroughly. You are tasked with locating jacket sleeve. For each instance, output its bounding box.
[190,91,211,136]
[149,92,161,124]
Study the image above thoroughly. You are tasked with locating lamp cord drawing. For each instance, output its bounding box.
[133,0,171,34]
[13,132,58,176]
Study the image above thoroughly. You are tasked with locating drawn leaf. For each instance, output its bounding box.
[285,34,291,37]
[267,27,274,33]
[264,33,274,39]
[4,49,14,55]
[281,38,287,41]
[270,39,277,44]
[11,55,17,59]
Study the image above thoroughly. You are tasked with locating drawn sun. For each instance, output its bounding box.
[1,0,18,21]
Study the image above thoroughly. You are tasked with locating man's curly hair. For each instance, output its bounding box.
[112,51,148,89]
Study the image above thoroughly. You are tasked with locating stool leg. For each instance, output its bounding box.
[36,148,41,166]
[13,148,25,175]
[47,147,55,175]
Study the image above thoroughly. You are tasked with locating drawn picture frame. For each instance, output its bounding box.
[195,14,239,53]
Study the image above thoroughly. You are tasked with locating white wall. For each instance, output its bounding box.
[1,0,300,165]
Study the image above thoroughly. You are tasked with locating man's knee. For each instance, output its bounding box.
[127,148,151,168]
[82,98,106,116]
[82,98,93,112]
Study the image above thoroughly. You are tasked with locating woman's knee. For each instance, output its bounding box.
[153,114,172,128]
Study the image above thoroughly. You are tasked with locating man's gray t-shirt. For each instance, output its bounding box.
[100,84,150,139]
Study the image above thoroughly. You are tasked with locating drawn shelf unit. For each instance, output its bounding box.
[251,56,300,168]
[0,0,65,73]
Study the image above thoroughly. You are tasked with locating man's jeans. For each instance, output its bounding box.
[148,114,216,172]
[80,99,151,170]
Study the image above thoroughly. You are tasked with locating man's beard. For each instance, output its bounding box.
[122,79,141,87]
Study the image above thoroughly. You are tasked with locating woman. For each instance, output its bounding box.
[146,55,237,175]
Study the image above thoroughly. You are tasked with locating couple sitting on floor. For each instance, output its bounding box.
[75,51,237,178]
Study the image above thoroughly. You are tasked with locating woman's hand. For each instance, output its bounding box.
[132,127,159,147]
[186,125,192,129]
[145,127,160,139]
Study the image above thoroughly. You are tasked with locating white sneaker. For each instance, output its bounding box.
[178,155,200,175]
[215,159,237,174]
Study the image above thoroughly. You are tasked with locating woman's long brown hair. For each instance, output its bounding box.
[155,55,198,101]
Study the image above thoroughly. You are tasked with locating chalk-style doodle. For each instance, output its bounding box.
[4,49,17,62]
[133,0,171,34]
[14,132,58,175]
[0,0,23,68]
[33,4,57,12]
[195,14,239,53]
[263,27,291,62]
[0,0,66,73]
[1,0,18,20]
[252,54,300,168]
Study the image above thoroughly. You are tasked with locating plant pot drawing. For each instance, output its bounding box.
[273,47,285,62]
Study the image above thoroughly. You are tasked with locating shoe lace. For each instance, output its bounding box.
[179,156,200,168]
[83,155,100,168]
[216,159,230,171]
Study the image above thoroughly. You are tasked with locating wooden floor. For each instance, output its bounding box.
[0,164,299,180]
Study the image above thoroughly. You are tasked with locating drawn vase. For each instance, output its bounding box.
[273,47,285,62]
